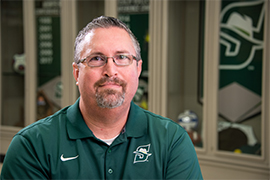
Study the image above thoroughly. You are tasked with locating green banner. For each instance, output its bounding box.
[219,0,264,96]
[36,1,61,87]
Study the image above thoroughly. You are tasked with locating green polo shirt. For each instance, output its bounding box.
[1,98,203,179]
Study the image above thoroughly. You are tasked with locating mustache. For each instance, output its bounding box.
[94,77,127,88]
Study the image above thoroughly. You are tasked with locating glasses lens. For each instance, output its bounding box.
[82,54,135,67]
[87,55,106,67]
[114,55,132,66]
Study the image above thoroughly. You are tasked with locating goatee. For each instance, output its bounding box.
[94,77,127,109]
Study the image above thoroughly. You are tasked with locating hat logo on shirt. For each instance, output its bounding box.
[133,144,152,164]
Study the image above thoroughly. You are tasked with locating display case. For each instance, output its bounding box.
[148,0,269,179]
[1,0,25,128]
[0,0,104,157]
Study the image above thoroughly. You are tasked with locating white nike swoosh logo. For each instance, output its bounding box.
[60,154,79,162]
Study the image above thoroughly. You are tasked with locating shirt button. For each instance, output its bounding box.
[108,149,111,153]
[108,168,113,174]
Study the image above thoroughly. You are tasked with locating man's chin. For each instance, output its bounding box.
[96,99,124,109]
[95,91,125,109]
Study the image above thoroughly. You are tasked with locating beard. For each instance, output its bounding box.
[94,77,127,109]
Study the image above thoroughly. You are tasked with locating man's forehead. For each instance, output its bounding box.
[83,29,95,43]
[80,27,134,55]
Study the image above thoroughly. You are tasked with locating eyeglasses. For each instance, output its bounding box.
[77,54,138,67]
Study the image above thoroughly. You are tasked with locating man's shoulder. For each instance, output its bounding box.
[136,107,190,153]
[140,107,186,134]
[17,106,70,138]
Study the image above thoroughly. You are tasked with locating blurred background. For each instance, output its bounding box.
[0,0,269,179]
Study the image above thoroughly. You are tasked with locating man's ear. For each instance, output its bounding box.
[137,60,143,78]
[72,62,79,84]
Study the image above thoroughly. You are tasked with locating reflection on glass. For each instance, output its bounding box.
[218,0,264,156]
[1,0,25,127]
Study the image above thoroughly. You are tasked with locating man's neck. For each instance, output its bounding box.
[79,99,130,140]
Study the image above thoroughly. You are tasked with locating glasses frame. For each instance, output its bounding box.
[77,54,138,67]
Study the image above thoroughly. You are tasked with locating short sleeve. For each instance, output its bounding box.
[0,134,49,180]
[166,131,203,179]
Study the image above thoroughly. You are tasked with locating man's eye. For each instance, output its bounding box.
[117,55,128,60]
[90,56,104,61]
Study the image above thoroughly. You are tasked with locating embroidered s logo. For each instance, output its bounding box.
[133,144,152,164]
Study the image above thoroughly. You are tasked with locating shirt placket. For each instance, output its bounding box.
[104,133,127,179]
[104,145,116,179]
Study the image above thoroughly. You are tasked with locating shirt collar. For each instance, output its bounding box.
[66,98,147,140]
[66,98,95,139]
[125,101,147,138]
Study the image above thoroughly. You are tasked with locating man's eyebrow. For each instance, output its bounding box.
[87,52,105,56]
[115,50,131,54]
[89,51,131,56]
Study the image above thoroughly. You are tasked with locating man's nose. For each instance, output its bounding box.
[102,57,118,77]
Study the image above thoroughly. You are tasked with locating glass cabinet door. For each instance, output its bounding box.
[1,0,25,127]
[167,1,204,148]
[0,0,63,127]
[217,0,265,156]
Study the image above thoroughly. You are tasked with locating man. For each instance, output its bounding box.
[1,16,203,179]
